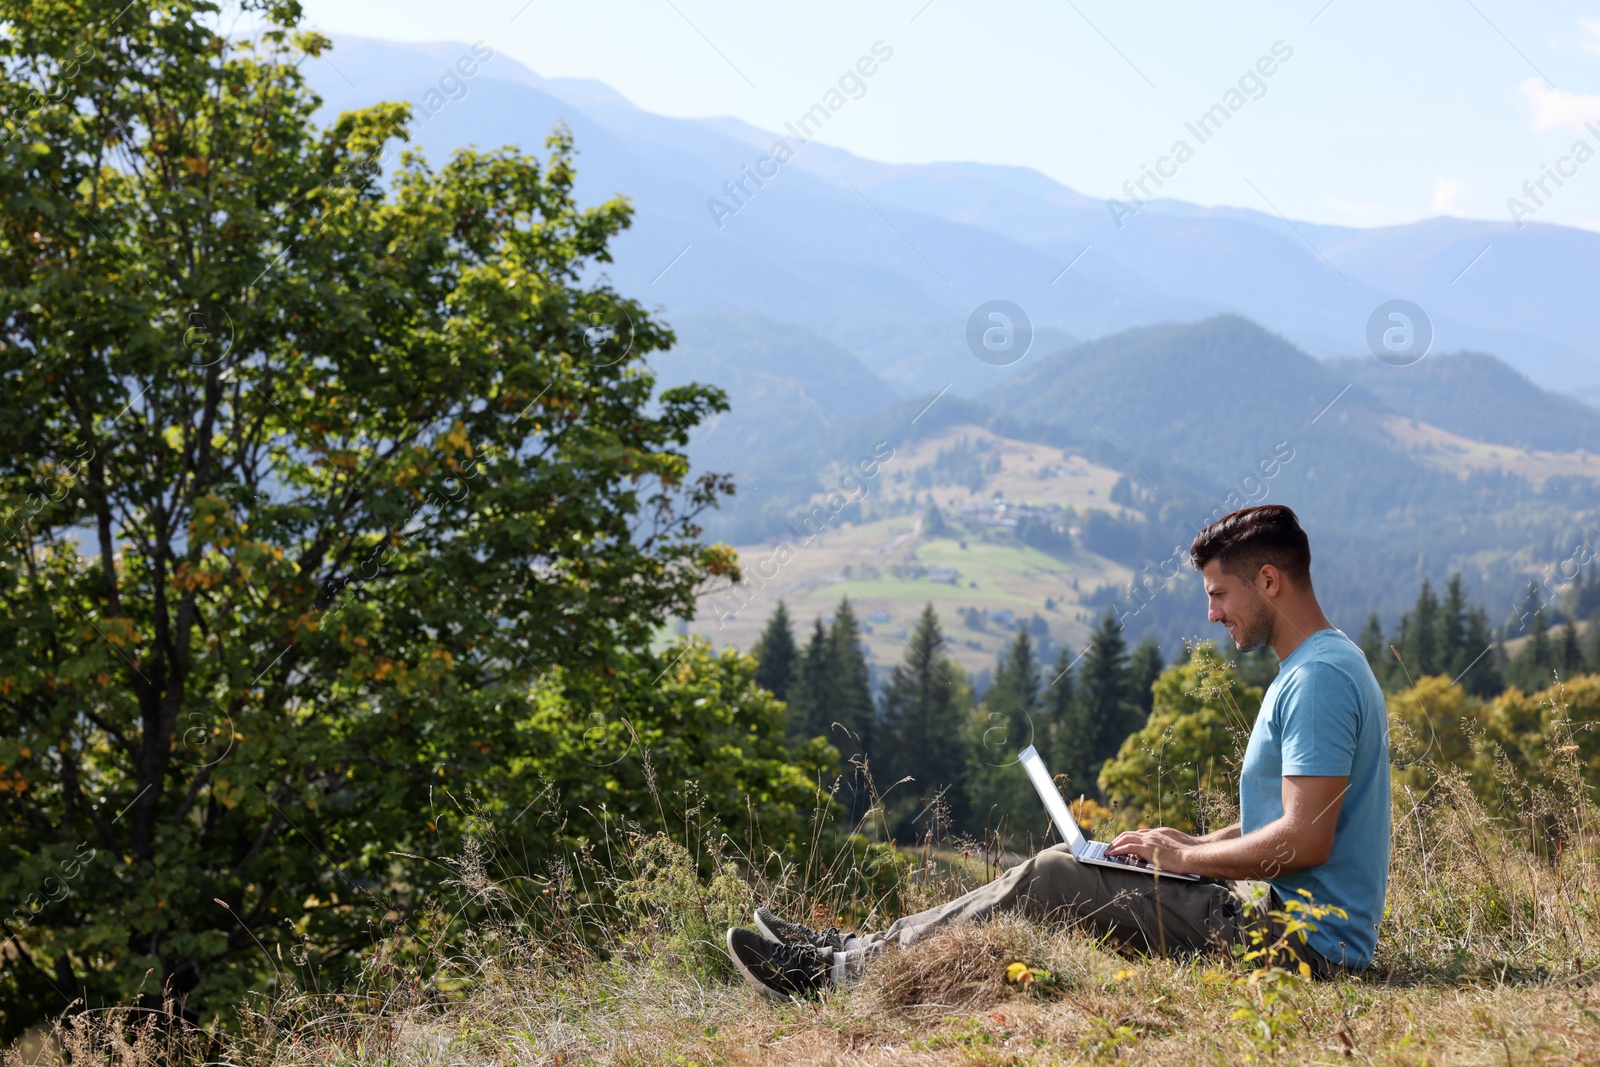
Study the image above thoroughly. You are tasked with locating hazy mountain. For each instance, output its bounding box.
[655,308,897,466]
[301,35,1600,399]
[1331,351,1600,455]
[982,316,1390,475]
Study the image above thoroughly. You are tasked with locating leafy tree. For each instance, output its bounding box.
[511,639,831,851]
[1099,643,1262,832]
[0,4,739,1034]
[1128,634,1165,717]
[1387,675,1485,795]
[878,604,970,838]
[921,501,948,537]
[752,600,798,702]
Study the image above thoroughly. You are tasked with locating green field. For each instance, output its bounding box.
[691,515,1133,675]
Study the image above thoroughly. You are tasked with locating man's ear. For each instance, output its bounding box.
[1255,563,1283,597]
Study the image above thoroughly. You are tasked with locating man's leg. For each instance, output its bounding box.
[865,844,1242,956]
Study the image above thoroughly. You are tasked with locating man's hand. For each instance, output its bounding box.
[1107,827,1200,871]
[1103,777,1347,881]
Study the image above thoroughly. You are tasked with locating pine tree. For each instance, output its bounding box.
[965,631,1045,841]
[1403,578,1441,678]
[787,616,835,744]
[879,604,970,838]
[985,631,1041,754]
[1508,609,1553,692]
[1077,611,1140,786]
[753,600,798,702]
[1557,619,1582,676]
[1128,635,1165,718]
[828,598,875,758]
[1044,645,1087,787]
[1460,607,1504,697]
[1357,613,1386,677]
[1440,575,1470,676]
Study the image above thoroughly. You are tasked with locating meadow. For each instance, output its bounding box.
[14,680,1600,1067]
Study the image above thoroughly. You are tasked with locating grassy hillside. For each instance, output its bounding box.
[693,513,1133,677]
[45,719,1600,1066]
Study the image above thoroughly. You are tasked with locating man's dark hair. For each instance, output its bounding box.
[1189,504,1313,588]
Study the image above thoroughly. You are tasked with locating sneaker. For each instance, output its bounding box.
[725,927,829,999]
[753,906,852,953]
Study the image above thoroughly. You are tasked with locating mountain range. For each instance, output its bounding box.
[300,36,1600,664]
[305,34,1600,400]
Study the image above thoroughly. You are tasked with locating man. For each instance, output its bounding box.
[727,504,1390,998]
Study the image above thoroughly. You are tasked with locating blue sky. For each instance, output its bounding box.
[299,0,1600,231]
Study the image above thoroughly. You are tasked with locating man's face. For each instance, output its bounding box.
[1202,559,1276,653]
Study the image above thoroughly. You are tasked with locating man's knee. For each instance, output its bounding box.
[1023,849,1096,910]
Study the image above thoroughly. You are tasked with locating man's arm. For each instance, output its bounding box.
[1105,777,1347,879]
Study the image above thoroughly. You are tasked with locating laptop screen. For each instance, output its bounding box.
[1018,745,1086,854]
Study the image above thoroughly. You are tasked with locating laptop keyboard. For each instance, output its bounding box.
[1081,840,1157,870]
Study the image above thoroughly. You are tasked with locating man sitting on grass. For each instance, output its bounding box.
[727,504,1391,998]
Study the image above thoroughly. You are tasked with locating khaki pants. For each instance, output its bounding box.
[865,843,1334,976]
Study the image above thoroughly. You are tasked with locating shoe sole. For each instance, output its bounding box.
[725,928,788,1000]
[752,910,782,945]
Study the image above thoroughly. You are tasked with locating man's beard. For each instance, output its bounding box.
[1233,607,1276,653]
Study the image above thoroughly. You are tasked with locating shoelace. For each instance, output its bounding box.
[762,938,825,978]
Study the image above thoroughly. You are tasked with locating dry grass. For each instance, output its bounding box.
[14,708,1600,1065]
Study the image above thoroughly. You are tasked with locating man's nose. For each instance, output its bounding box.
[1208,606,1225,623]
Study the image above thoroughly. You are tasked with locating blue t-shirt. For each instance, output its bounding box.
[1240,628,1390,969]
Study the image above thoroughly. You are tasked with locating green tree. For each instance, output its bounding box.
[752,600,798,702]
[1508,609,1555,692]
[1439,574,1470,673]
[1077,611,1140,789]
[1128,634,1165,718]
[1099,643,1263,832]
[0,5,739,1034]
[1356,612,1386,678]
[1044,644,1091,795]
[828,598,875,759]
[966,631,1047,841]
[1404,577,1442,678]
[513,639,831,851]
[787,616,834,744]
[878,604,970,838]
[1557,619,1583,676]
[1459,606,1505,697]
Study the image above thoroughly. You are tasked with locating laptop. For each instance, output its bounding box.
[1018,744,1203,881]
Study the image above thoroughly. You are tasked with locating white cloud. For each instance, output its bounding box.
[1432,177,1465,215]
[1520,77,1600,131]
[1582,18,1600,56]
[1314,195,1425,228]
